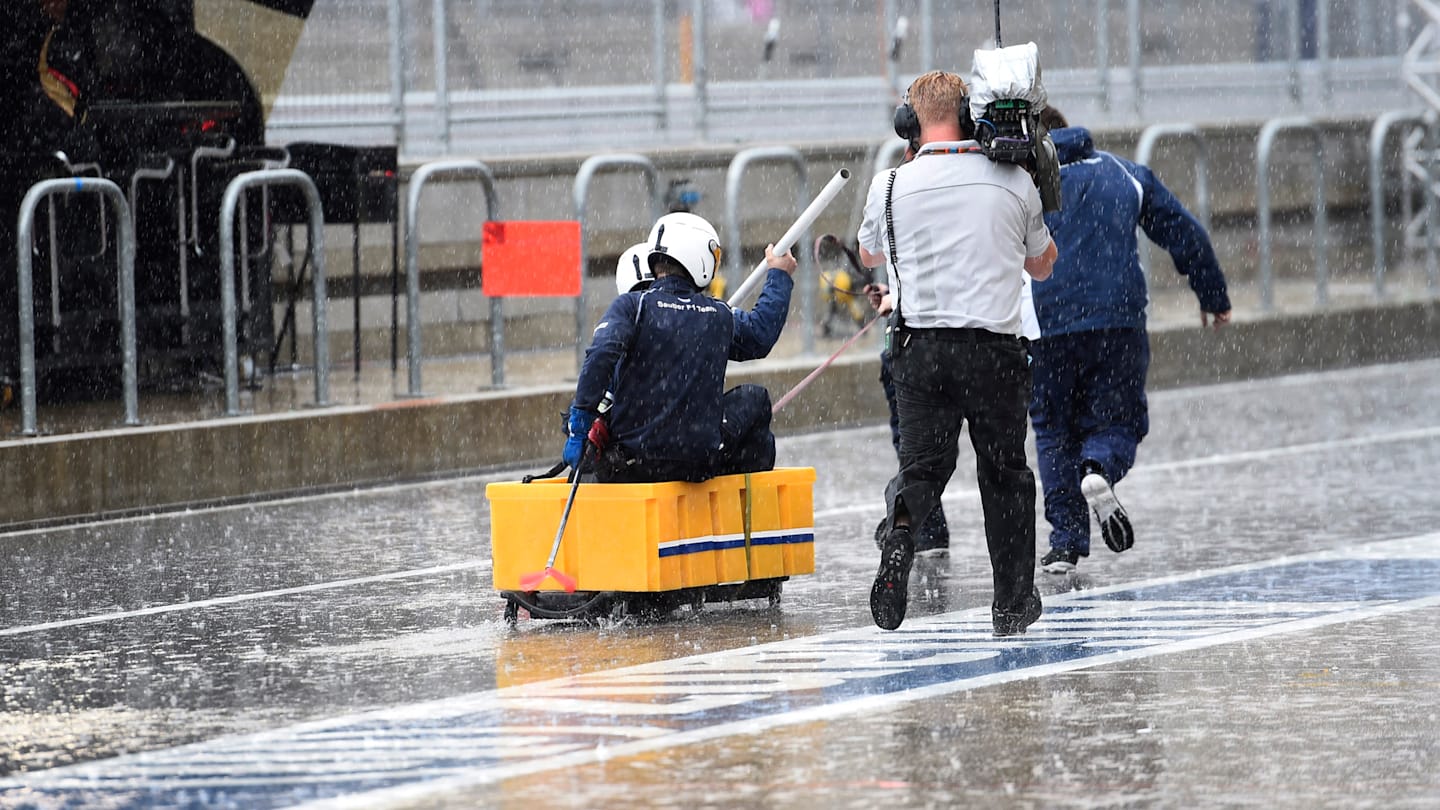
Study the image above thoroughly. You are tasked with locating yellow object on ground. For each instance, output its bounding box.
[820,264,868,333]
[488,468,816,593]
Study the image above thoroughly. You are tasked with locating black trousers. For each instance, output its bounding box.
[883,329,1037,614]
[594,384,776,483]
[880,347,949,543]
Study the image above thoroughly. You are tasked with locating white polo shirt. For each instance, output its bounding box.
[858,140,1052,335]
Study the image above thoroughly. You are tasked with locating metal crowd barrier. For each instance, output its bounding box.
[1369,110,1434,298]
[404,160,499,394]
[178,138,236,337]
[15,177,139,435]
[220,169,329,415]
[1424,120,1440,295]
[1135,123,1211,284]
[724,146,815,355]
[237,148,291,361]
[1256,117,1327,311]
[572,154,663,373]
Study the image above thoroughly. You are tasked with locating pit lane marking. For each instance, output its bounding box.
[5,533,1439,810]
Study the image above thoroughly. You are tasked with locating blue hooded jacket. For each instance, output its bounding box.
[572,269,793,466]
[1034,127,1230,336]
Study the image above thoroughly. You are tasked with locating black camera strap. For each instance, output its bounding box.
[883,166,907,348]
[884,168,899,281]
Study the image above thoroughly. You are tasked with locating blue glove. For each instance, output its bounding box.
[563,406,596,469]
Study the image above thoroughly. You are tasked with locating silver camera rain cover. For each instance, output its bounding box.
[969,42,1047,122]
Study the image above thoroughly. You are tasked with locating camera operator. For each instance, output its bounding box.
[856,69,1057,635]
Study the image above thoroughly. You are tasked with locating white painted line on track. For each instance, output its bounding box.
[0,560,488,638]
[1137,424,1440,472]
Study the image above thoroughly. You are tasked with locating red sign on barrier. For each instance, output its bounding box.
[481,220,582,297]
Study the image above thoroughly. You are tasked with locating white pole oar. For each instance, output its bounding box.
[726,167,852,308]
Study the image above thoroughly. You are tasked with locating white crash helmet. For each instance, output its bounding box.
[614,242,654,295]
[645,212,722,289]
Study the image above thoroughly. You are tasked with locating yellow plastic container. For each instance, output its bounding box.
[487,467,816,593]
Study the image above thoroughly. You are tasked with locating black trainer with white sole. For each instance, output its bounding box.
[1081,472,1134,552]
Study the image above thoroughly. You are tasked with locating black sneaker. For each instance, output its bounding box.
[870,527,914,630]
[1081,472,1134,553]
[1040,547,1081,574]
[913,508,949,556]
[992,587,1043,637]
[913,532,949,556]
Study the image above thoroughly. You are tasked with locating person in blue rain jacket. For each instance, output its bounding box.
[1031,107,1232,574]
[563,212,797,483]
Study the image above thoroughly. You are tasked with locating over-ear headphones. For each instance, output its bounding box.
[892,102,920,142]
[892,88,973,143]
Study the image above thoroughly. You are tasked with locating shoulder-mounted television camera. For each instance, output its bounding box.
[970,43,1062,213]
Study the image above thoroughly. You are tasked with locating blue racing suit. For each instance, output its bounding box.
[1030,126,1230,555]
[571,269,794,482]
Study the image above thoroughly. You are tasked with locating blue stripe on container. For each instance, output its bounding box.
[657,532,814,558]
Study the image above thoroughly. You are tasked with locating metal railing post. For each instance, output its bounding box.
[127,157,175,225]
[432,0,450,153]
[884,0,901,100]
[175,166,190,334]
[1428,113,1440,293]
[573,155,663,374]
[724,146,814,355]
[404,160,499,394]
[1097,0,1111,113]
[1368,110,1427,297]
[14,177,139,435]
[1256,116,1327,311]
[1135,123,1211,283]
[1318,0,1331,102]
[920,0,934,71]
[220,169,328,415]
[1127,0,1142,116]
[189,138,235,256]
[1287,0,1302,103]
[692,0,708,141]
[388,0,406,151]
[652,0,667,132]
